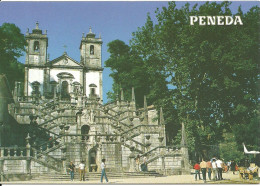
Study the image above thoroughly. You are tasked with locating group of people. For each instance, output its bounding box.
[135,155,148,172]
[68,159,108,183]
[194,157,227,183]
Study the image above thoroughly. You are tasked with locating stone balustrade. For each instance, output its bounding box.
[0,147,28,158]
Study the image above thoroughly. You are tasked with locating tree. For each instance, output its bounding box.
[105,40,151,107]
[0,23,26,90]
[105,2,259,160]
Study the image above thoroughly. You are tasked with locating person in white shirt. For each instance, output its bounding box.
[78,161,85,181]
[211,159,218,181]
[100,159,108,183]
[216,159,223,180]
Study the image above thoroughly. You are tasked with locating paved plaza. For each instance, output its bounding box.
[1,172,259,184]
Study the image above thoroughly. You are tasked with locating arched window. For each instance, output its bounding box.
[89,84,97,97]
[81,125,90,140]
[90,45,94,55]
[34,41,40,52]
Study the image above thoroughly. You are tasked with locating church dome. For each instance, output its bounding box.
[86,27,96,38]
[32,22,42,34]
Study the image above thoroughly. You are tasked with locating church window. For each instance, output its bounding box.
[81,125,90,140]
[34,41,40,52]
[90,45,94,55]
[89,84,97,97]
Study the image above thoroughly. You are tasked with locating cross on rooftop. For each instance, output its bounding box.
[63,45,67,53]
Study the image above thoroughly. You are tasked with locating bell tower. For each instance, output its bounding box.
[25,22,48,65]
[24,22,48,96]
[80,27,102,68]
[80,27,103,101]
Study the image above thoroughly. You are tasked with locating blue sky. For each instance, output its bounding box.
[0,1,259,103]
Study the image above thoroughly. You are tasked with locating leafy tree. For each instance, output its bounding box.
[105,2,259,161]
[0,23,26,90]
[105,40,151,107]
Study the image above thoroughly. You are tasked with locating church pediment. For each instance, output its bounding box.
[49,53,82,67]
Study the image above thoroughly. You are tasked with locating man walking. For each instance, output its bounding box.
[216,158,223,180]
[79,161,85,181]
[100,159,109,183]
[68,161,75,181]
[194,162,201,181]
[200,159,207,183]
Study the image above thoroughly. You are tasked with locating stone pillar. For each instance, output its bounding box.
[159,154,165,174]
[77,96,82,107]
[54,86,57,99]
[0,159,4,181]
[143,95,148,124]
[96,146,102,172]
[58,79,62,98]
[24,67,29,96]
[128,153,136,172]
[26,159,31,175]
[26,135,31,157]
[99,71,103,102]
[26,134,31,175]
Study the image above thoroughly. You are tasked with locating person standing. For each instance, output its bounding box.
[212,159,218,181]
[230,160,236,174]
[79,161,85,181]
[194,162,201,181]
[200,159,207,183]
[206,160,212,180]
[216,158,223,180]
[100,159,109,183]
[68,161,75,181]
[135,155,140,172]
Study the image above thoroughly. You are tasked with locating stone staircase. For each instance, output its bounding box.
[31,171,164,181]
[11,98,171,177]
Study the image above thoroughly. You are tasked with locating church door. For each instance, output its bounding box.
[88,149,97,172]
[61,81,69,99]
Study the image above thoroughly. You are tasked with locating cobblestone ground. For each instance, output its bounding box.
[1,171,260,184]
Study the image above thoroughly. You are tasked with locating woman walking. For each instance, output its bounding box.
[68,161,75,181]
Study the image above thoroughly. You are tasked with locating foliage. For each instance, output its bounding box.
[0,23,26,90]
[105,2,259,161]
[219,131,244,163]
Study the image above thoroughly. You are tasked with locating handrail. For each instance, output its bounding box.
[31,157,61,172]
[140,146,165,157]
[123,143,143,154]
[33,135,62,149]
[63,134,121,137]
[38,115,75,126]
[31,147,62,163]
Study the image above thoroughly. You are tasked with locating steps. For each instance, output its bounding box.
[31,171,164,181]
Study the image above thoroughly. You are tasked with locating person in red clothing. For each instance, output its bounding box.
[194,162,201,181]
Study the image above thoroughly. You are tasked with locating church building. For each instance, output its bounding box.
[24,22,103,101]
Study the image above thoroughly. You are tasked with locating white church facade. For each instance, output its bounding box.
[24,22,103,101]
